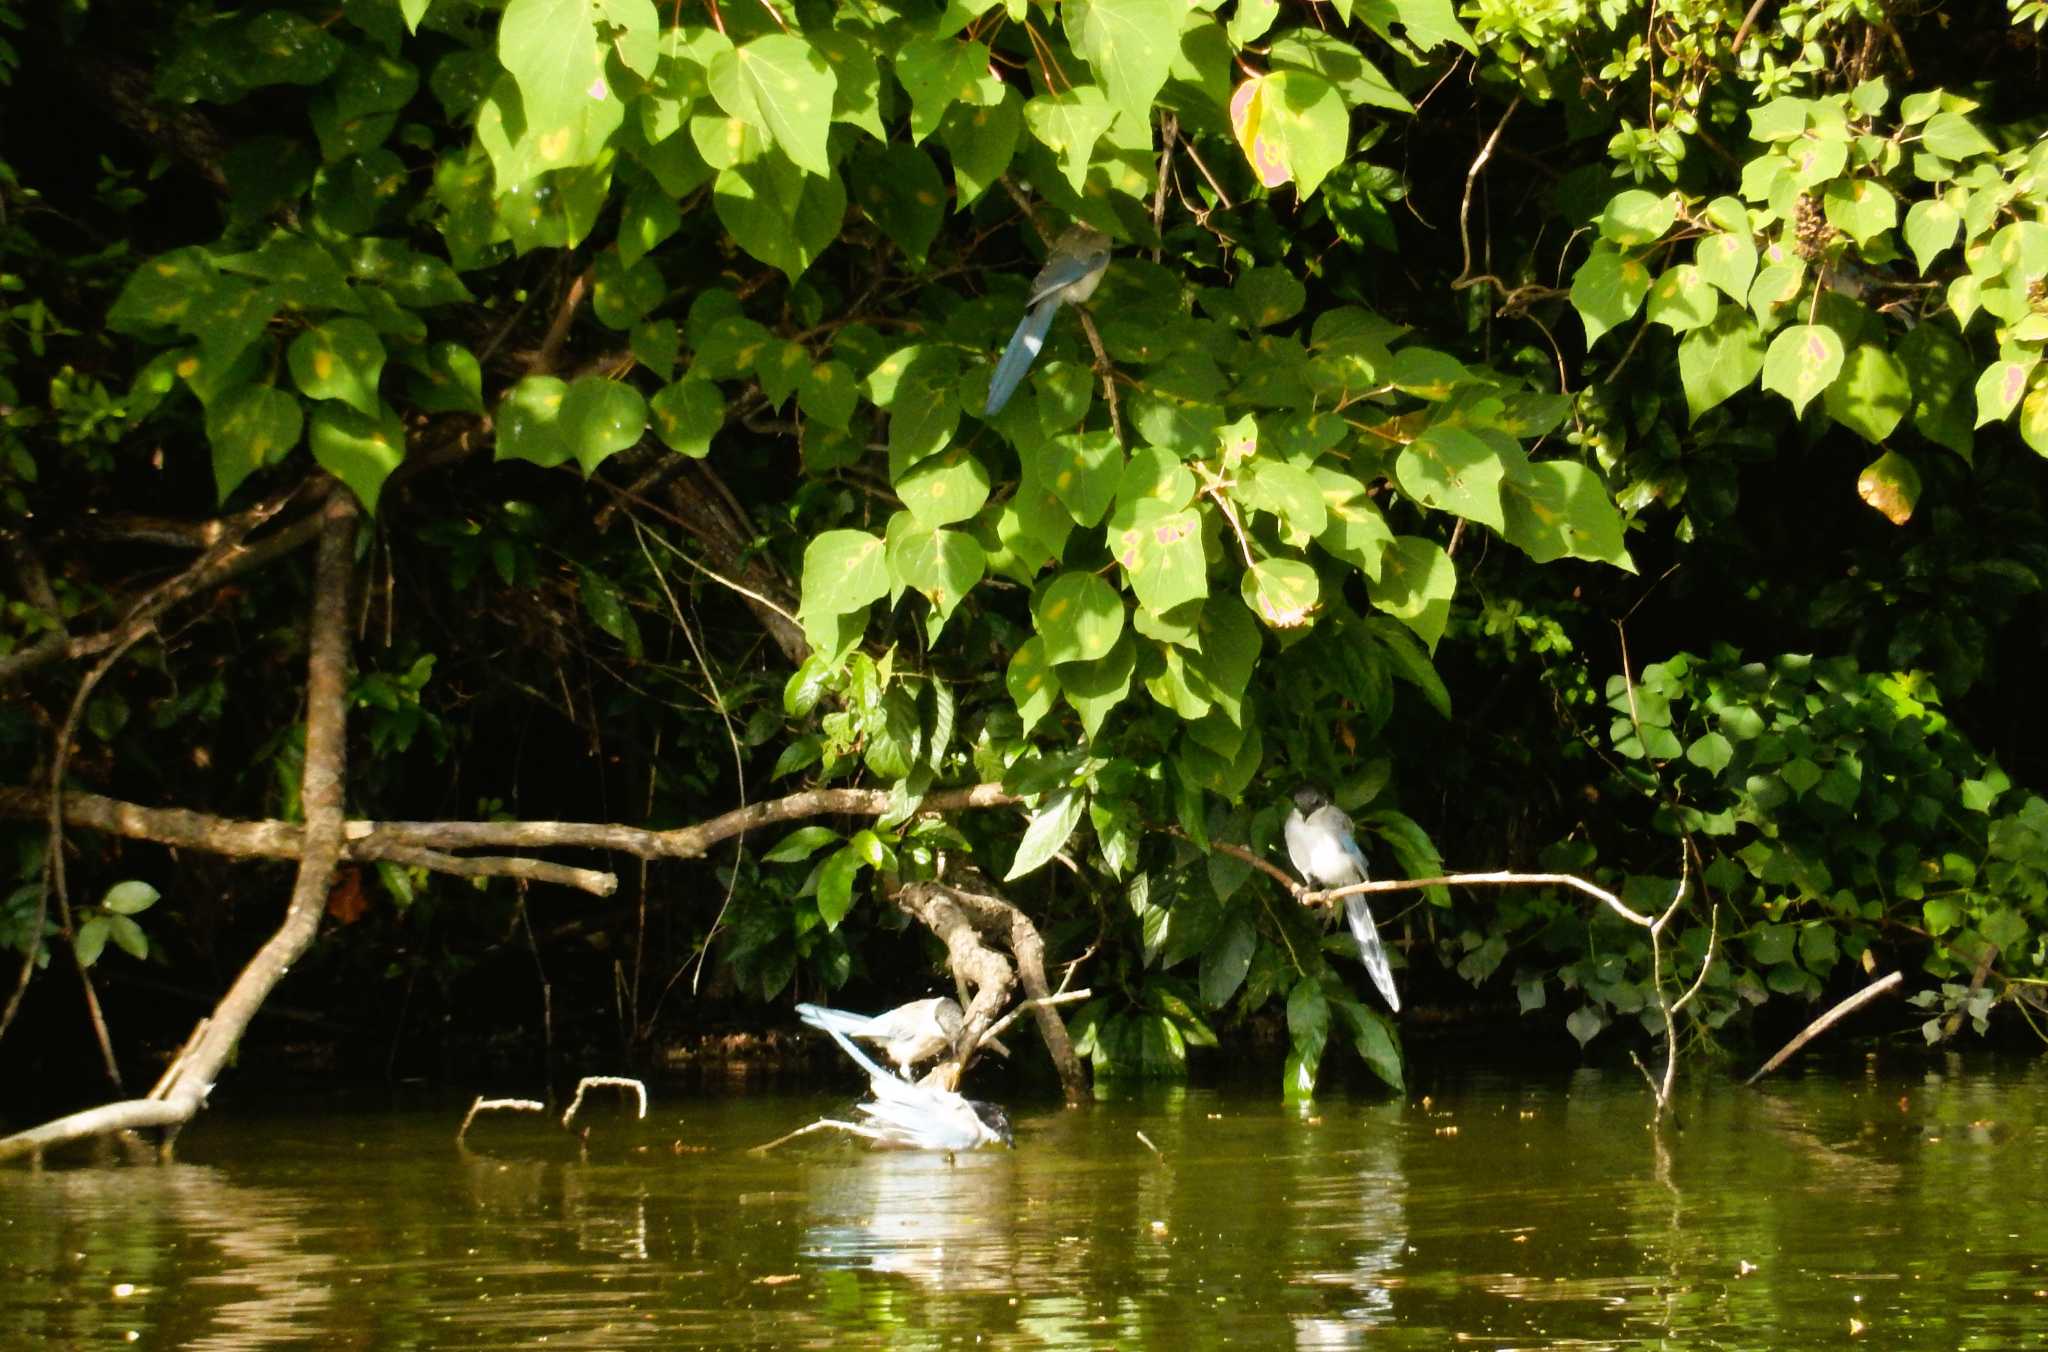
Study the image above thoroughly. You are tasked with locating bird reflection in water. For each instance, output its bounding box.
[802,1147,1020,1291]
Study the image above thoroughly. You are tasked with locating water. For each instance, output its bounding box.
[5,1056,2048,1348]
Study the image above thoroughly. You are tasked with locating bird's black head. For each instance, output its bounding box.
[1292,786,1329,813]
[969,1100,1014,1146]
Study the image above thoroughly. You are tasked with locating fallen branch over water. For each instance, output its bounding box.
[1743,971,1905,1086]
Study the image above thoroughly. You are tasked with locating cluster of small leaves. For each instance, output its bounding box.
[1468,0,1894,182]
[1570,79,2048,535]
[1550,648,2048,1046]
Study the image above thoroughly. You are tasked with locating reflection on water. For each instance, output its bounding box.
[5,1056,2048,1348]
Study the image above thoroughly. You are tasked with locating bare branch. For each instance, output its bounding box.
[0,490,360,1163]
[1743,971,1905,1086]
[0,782,1023,880]
[1303,870,1656,929]
[0,787,618,896]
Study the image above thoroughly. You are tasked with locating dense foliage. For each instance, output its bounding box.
[2,0,2045,1099]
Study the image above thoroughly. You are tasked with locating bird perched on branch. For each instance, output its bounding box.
[982,224,1111,416]
[1284,786,1401,1013]
[797,1008,1013,1151]
[795,997,963,1074]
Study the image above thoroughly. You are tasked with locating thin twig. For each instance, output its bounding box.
[979,988,1092,1046]
[1451,96,1522,290]
[456,1096,546,1144]
[561,1075,648,1128]
[1743,971,1905,1086]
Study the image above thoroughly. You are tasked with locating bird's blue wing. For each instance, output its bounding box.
[983,300,1057,416]
[1028,249,1107,307]
[1337,829,1372,883]
[1343,895,1401,1013]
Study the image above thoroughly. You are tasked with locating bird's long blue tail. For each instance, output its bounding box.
[1344,895,1401,1013]
[983,299,1058,416]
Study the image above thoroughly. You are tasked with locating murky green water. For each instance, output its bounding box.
[6,1056,2048,1348]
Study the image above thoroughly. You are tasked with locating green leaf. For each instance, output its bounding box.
[1069,0,1180,124]
[1230,70,1348,198]
[1761,324,1845,417]
[1822,343,1912,443]
[1060,634,1136,741]
[937,94,1021,208]
[1394,425,1505,531]
[1315,468,1392,580]
[712,158,845,282]
[1921,111,1994,160]
[309,402,404,514]
[219,234,359,312]
[1036,571,1125,663]
[896,448,990,531]
[287,318,385,417]
[1242,459,1327,541]
[74,916,110,968]
[558,376,648,474]
[1678,305,1766,423]
[817,844,866,928]
[1974,358,2035,426]
[808,26,884,139]
[1228,0,1280,45]
[1007,635,1061,732]
[800,530,889,623]
[1267,30,1412,112]
[1236,267,1307,329]
[764,826,840,863]
[107,914,150,962]
[495,0,623,178]
[1023,85,1117,193]
[886,519,986,621]
[592,250,666,329]
[710,34,837,177]
[850,143,945,265]
[495,375,572,468]
[896,35,987,142]
[1598,189,1679,246]
[799,361,858,430]
[1111,500,1207,615]
[101,880,162,916]
[2022,388,2048,457]
[1856,449,1921,525]
[1821,178,1896,248]
[206,385,304,503]
[1902,198,1960,276]
[404,342,485,414]
[577,564,642,655]
[1047,431,1124,528]
[1199,915,1257,1008]
[620,181,682,268]
[1338,999,1403,1092]
[1243,558,1319,629]
[1366,535,1455,650]
[1006,786,1086,881]
[1695,230,1758,302]
[649,377,724,457]
[1686,731,1734,775]
[1565,1006,1606,1047]
[108,249,219,336]
[1499,460,1635,571]
[1571,243,1652,346]
[1646,264,1717,332]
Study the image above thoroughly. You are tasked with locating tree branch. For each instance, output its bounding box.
[1,490,360,1163]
